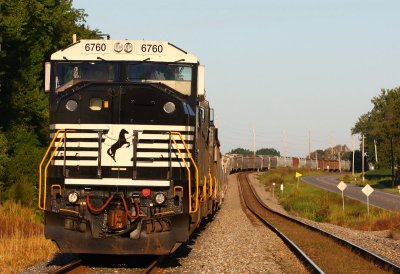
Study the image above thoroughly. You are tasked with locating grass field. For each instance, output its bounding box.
[259,168,400,238]
[0,201,57,274]
[339,170,400,195]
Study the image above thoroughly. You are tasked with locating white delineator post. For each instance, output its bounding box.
[272,182,275,197]
[337,181,347,211]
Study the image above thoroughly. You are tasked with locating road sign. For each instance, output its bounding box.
[295,172,302,188]
[362,184,374,216]
[362,184,374,197]
[337,181,347,192]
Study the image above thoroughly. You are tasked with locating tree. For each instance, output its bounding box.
[0,0,100,205]
[352,88,400,187]
[227,147,281,156]
[256,148,280,156]
[228,148,253,155]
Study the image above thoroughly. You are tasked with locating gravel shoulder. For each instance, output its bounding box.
[249,173,400,267]
[164,173,307,273]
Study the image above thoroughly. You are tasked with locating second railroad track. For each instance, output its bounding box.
[237,172,400,273]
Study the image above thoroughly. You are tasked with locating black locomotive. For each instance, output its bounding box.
[39,38,226,254]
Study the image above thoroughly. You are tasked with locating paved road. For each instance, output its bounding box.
[302,175,400,211]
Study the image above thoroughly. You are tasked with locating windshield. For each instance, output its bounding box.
[128,63,192,95]
[55,62,118,92]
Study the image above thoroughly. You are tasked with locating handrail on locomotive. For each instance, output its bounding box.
[168,131,199,214]
[38,129,76,210]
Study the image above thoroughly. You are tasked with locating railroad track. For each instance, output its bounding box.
[48,255,166,274]
[237,172,400,273]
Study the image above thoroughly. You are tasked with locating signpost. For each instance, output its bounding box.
[295,172,302,188]
[337,181,347,211]
[362,184,374,216]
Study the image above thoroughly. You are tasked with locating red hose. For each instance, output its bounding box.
[121,196,140,220]
[86,194,114,213]
[86,193,140,220]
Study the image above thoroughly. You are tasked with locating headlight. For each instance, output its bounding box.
[67,191,79,204]
[65,100,78,112]
[89,98,102,111]
[155,193,166,205]
[163,102,176,114]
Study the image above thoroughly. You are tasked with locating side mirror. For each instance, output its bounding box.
[197,65,205,96]
[210,108,214,124]
[44,62,51,93]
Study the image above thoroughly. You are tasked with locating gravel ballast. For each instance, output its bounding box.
[164,173,307,273]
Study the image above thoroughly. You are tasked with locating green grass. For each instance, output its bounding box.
[338,172,399,195]
[365,169,393,178]
[258,168,400,236]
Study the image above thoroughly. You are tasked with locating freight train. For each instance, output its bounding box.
[224,154,351,173]
[39,38,226,255]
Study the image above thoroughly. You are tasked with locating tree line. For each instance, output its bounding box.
[352,87,400,186]
[0,0,99,205]
[228,147,281,156]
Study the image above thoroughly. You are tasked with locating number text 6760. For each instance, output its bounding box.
[85,43,107,52]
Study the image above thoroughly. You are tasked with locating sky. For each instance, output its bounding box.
[73,0,400,156]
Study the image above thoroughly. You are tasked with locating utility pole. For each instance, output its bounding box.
[308,130,311,159]
[252,127,256,157]
[362,135,365,182]
[252,127,256,170]
[329,132,333,160]
[283,130,287,166]
[352,135,355,177]
[374,139,378,164]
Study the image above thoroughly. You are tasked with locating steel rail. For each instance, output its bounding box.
[237,173,323,273]
[239,172,400,273]
[141,255,168,274]
[49,258,83,274]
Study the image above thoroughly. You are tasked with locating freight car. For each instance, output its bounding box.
[39,38,226,255]
[226,154,350,173]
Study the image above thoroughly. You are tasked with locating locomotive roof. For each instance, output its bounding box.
[51,39,198,64]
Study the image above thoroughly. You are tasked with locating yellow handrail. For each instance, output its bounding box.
[173,186,183,197]
[39,129,63,210]
[208,172,213,197]
[38,129,74,210]
[214,176,218,199]
[203,176,207,200]
[169,132,199,213]
[51,184,62,196]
